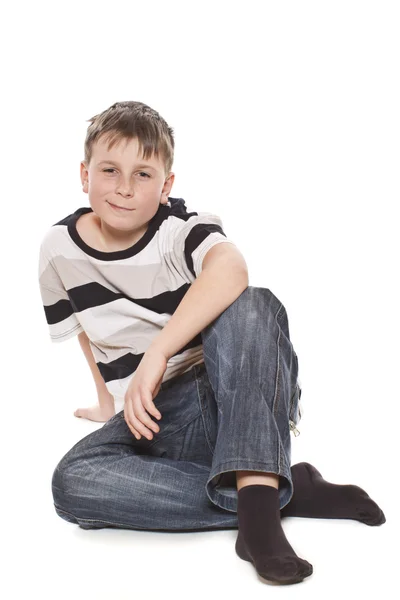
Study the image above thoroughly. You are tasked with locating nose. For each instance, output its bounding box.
[116,177,134,196]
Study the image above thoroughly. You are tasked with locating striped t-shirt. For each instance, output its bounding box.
[38,197,236,411]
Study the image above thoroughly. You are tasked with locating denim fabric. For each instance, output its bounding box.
[52,286,302,532]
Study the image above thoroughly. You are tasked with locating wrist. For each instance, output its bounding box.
[147,344,170,362]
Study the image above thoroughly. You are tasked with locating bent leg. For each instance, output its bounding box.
[198,286,300,512]
[52,373,240,532]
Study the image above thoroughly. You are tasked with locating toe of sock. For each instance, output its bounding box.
[359,507,386,526]
[255,555,313,583]
[371,508,386,525]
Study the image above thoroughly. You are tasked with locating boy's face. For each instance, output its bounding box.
[80,135,174,240]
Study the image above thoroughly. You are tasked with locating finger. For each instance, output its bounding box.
[135,392,161,433]
[133,406,160,439]
[125,393,153,439]
[124,404,142,440]
[134,404,159,436]
[144,395,162,421]
[125,417,141,439]
[138,398,161,434]
[130,412,156,439]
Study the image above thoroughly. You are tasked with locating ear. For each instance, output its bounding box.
[80,161,89,192]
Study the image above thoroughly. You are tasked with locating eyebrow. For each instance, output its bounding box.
[97,160,157,171]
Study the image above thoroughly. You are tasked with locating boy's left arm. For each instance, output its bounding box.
[149,242,249,361]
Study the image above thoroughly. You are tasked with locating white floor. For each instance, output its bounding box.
[10,382,393,599]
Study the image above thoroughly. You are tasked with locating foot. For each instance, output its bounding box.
[74,404,116,423]
[236,484,313,585]
[280,462,386,526]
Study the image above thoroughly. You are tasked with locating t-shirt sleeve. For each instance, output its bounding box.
[38,243,84,343]
[171,211,237,282]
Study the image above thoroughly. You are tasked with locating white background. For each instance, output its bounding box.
[1,0,398,597]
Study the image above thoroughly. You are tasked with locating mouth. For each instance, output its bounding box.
[107,201,134,212]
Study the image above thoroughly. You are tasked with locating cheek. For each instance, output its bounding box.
[88,181,108,205]
[90,179,113,198]
[95,177,110,189]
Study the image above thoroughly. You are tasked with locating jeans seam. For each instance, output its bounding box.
[199,409,215,457]
[54,504,156,530]
[207,459,292,486]
[273,303,285,474]
[209,458,290,471]
[273,303,284,416]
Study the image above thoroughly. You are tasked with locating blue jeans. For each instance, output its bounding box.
[52,286,302,531]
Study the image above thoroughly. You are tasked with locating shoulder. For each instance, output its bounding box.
[39,206,83,256]
[166,197,224,234]
[39,227,58,256]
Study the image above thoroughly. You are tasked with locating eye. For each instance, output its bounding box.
[102,169,150,178]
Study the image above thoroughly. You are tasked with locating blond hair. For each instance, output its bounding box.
[83,100,175,176]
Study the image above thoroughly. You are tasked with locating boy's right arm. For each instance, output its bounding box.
[38,241,115,421]
[77,331,115,414]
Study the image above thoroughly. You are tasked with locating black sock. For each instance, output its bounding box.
[235,484,313,585]
[280,462,386,526]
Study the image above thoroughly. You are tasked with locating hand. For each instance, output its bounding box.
[124,348,167,440]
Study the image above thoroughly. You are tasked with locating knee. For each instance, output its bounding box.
[51,452,77,505]
[51,460,68,504]
[51,463,80,524]
[232,285,282,323]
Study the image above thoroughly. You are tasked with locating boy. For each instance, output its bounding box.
[39,101,385,586]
